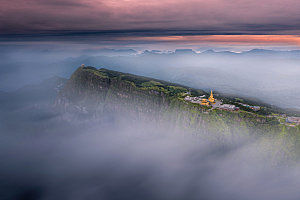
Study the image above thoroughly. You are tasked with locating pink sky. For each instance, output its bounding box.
[1,0,300,49]
[2,0,300,33]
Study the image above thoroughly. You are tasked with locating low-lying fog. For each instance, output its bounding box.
[0,82,300,200]
[1,45,300,109]
[1,109,300,199]
[1,44,300,199]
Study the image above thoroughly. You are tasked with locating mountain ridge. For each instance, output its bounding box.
[55,66,300,160]
[56,66,300,133]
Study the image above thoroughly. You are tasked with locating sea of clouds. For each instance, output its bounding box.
[1,44,300,199]
[1,81,300,200]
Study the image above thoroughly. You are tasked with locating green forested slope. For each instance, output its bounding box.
[56,66,300,160]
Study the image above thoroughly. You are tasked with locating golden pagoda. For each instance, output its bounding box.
[201,99,210,106]
[208,90,215,104]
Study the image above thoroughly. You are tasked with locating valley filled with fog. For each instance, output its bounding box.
[1,45,300,199]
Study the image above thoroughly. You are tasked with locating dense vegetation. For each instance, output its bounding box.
[91,67,207,97]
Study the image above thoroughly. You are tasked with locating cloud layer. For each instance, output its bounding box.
[2,0,300,35]
[1,89,300,200]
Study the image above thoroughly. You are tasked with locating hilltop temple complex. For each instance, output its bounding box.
[184,90,216,106]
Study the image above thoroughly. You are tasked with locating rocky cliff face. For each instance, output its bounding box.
[56,67,170,119]
[56,67,300,157]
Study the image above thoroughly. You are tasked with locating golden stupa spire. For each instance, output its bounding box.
[209,89,215,104]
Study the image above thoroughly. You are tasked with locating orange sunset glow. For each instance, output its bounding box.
[121,35,300,46]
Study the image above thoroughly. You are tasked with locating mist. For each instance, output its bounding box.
[1,44,300,109]
[1,105,300,200]
[1,43,300,199]
[1,78,300,200]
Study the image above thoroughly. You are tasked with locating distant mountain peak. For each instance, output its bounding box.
[174,49,196,54]
[201,49,215,54]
